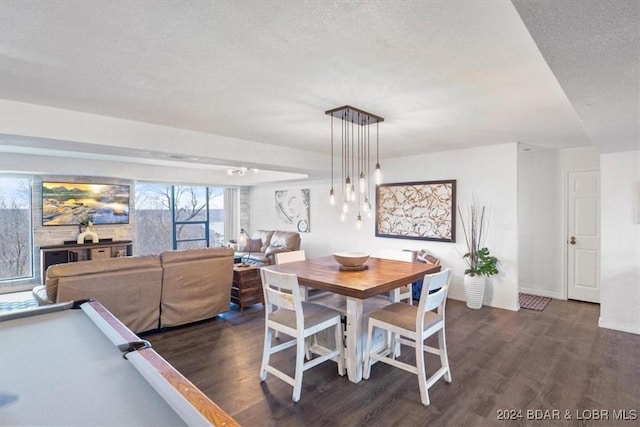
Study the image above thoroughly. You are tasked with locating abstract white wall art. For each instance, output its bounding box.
[275,189,310,232]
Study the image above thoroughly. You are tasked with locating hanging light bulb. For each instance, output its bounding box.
[375,121,382,185]
[326,106,383,226]
[356,213,363,229]
[345,176,351,200]
[340,213,346,222]
[375,162,382,185]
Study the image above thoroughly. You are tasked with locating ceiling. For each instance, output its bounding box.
[0,0,638,179]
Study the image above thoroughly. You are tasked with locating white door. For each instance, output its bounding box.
[567,170,601,303]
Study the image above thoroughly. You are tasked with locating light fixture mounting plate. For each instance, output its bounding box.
[325,105,384,123]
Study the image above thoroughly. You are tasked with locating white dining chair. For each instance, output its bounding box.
[378,249,416,304]
[273,250,306,339]
[363,268,452,406]
[274,250,306,265]
[259,268,345,402]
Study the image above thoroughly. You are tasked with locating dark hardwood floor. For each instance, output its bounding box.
[147,299,640,426]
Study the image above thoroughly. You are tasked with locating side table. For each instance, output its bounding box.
[231,264,263,311]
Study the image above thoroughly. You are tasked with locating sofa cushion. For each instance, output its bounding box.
[247,238,263,252]
[159,247,234,327]
[240,253,270,265]
[252,230,275,252]
[46,255,161,303]
[269,231,301,251]
[46,255,163,333]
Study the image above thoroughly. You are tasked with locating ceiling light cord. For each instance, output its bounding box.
[326,106,383,226]
[329,115,335,205]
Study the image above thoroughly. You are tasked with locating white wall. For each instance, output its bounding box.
[599,151,640,335]
[517,146,601,300]
[250,143,520,311]
[518,148,561,298]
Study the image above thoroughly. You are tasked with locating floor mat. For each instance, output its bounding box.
[519,293,552,311]
[0,299,38,312]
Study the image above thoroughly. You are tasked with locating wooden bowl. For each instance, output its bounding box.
[332,252,370,268]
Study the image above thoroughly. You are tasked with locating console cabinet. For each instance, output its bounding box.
[40,240,133,285]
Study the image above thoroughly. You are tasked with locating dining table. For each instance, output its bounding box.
[266,255,441,383]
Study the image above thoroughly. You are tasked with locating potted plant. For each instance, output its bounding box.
[459,204,499,309]
[78,214,94,232]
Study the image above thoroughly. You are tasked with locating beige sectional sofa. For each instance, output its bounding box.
[33,247,234,333]
[235,229,301,265]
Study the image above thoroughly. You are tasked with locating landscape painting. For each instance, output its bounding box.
[42,182,130,226]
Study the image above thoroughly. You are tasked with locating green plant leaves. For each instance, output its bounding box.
[472,247,499,276]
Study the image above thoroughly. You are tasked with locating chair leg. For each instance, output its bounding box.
[415,336,430,406]
[334,322,345,376]
[305,336,312,360]
[438,328,452,383]
[363,322,375,379]
[292,335,305,402]
[260,327,272,381]
[391,332,401,358]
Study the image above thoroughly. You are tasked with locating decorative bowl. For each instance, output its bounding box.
[332,252,370,268]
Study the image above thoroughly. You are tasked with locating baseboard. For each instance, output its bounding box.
[447,290,466,303]
[598,316,640,335]
[448,291,519,312]
[518,287,564,300]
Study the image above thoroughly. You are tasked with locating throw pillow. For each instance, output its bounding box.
[246,238,263,252]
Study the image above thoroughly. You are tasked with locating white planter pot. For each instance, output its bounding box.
[464,274,486,309]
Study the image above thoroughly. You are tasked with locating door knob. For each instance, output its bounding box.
[569,236,576,245]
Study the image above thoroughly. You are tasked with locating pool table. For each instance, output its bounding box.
[0,300,238,426]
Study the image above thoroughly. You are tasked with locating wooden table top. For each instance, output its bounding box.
[266,256,441,299]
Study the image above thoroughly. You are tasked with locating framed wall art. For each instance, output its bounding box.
[42,181,130,226]
[375,180,456,242]
[275,189,310,233]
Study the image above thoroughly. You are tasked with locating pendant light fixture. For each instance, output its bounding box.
[326,105,384,226]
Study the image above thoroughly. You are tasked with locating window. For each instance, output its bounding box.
[0,176,33,285]
[135,183,226,255]
[209,187,225,247]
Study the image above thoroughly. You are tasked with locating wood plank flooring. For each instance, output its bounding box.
[147,299,640,426]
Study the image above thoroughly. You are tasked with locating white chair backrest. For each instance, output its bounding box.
[425,254,440,265]
[260,268,303,316]
[379,249,415,262]
[274,250,306,265]
[417,268,451,317]
[417,250,440,266]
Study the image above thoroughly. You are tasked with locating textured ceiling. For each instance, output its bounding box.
[0,0,637,174]
[513,0,640,153]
